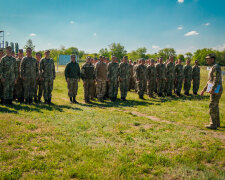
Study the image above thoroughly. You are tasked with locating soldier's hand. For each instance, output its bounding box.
[200,90,205,96]
[137,79,139,82]
[209,90,214,94]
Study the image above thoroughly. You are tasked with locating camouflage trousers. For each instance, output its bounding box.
[147,79,156,96]
[96,80,106,99]
[23,78,36,99]
[67,78,78,98]
[120,78,129,98]
[209,89,223,128]
[108,79,118,98]
[175,78,183,93]
[129,77,135,90]
[157,78,165,94]
[137,80,146,96]
[35,79,44,99]
[83,79,94,101]
[43,79,54,100]
[166,77,174,95]
[2,78,15,100]
[105,81,109,98]
[14,78,23,99]
[193,78,200,94]
[0,81,3,99]
[184,78,192,94]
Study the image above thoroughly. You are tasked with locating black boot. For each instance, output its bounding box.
[70,97,73,104]
[25,98,29,104]
[29,98,33,104]
[44,99,48,104]
[73,97,78,104]
[48,98,52,104]
[34,97,38,103]
[38,97,41,103]
[8,99,13,105]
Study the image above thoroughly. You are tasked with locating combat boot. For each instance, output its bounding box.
[34,97,38,103]
[29,98,33,104]
[44,99,48,104]
[25,99,29,104]
[48,98,52,104]
[73,96,78,104]
[205,125,217,130]
[70,97,73,104]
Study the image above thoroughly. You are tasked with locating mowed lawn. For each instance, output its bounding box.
[0,66,225,179]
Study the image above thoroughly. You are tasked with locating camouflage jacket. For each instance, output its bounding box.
[20,56,38,79]
[16,58,22,78]
[166,62,175,79]
[184,65,192,80]
[192,65,200,80]
[40,58,56,80]
[0,55,18,80]
[65,61,80,79]
[95,61,107,81]
[155,63,166,79]
[119,62,130,80]
[81,62,95,80]
[107,62,119,81]
[175,64,184,79]
[135,64,147,81]
[147,65,156,81]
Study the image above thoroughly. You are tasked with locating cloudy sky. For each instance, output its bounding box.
[1,0,225,54]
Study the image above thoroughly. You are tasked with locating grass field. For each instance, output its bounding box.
[0,66,225,179]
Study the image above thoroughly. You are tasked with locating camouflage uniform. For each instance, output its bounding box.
[192,65,200,94]
[40,58,56,102]
[34,60,44,101]
[107,62,119,100]
[147,65,156,97]
[128,64,135,90]
[95,61,107,101]
[133,64,138,92]
[166,62,175,95]
[183,64,192,95]
[174,64,184,95]
[81,62,95,102]
[155,63,166,96]
[14,58,23,101]
[0,55,18,101]
[119,62,130,99]
[203,63,223,129]
[136,64,147,98]
[65,61,80,98]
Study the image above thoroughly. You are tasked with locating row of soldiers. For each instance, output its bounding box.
[65,55,200,103]
[0,46,55,105]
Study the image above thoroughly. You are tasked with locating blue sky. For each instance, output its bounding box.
[1,0,225,54]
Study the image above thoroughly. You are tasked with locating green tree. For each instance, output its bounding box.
[177,54,185,62]
[109,43,127,61]
[158,48,176,60]
[24,39,35,51]
[99,48,110,58]
[193,48,215,65]
[185,52,193,60]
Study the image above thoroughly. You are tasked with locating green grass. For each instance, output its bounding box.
[0,66,224,179]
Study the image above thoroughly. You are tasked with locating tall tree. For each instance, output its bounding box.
[24,39,35,51]
[185,52,193,60]
[158,48,176,60]
[177,54,185,62]
[109,43,127,61]
[99,48,110,58]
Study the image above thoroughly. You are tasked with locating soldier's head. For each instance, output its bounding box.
[6,46,12,56]
[150,59,155,66]
[86,56,91,63]
[175,60,178,64]
[45,50,50,58]
[169,55,174,63]
[112,55,116,62]
[140,58,145,65]
[133,61,137,65]
[195,60,198,66]
[205,54,215,65]
[71,55,76,62]
[18,49,24,59]
[36,52,42,61]
[129,59,132,64]
[105,58,109,64]
[0,49,4,58]
[178,59,182,64]
[123,56,128,63]
[94,57,98,64]
[26,47,32,57]
[158,57,163,64]
[186,59,190,65]
[99,56,103,62]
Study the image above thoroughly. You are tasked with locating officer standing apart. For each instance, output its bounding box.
[192,60,200,95]
[201,54,223,130]
[81,56,95,103]
[20,47,38,104]
[65,55,80,104]
[40,50,56,104]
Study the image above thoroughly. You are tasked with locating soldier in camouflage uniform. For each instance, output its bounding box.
[107,55,119,102]
[20,48,38,104]
[147,59,156,98]
[192,60,200,95]
[14,49,24,103]
[128,60,135,91]
[65,55,80,104]
[174,59,184,96]
[201,54,223,130]
[136,58,147,99]
[0,46,18,105]
[95,56,107,102]
[0,49,4,103]
[40,50,56,104]
[119,56,130,101]
[34,52,44,103]
[183,59,192,95]
[133,61,139,92]
[165,56,175,96]
[81,56,95,103]
[155,57,166,97]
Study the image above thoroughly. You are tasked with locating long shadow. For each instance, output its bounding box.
[0,106,18,114]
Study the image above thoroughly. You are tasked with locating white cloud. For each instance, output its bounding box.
[70,21,75,24]
[152,45,160,49]
[204,22,210,26]
[184,31,199,36]
[6,32,10,35]
[93,33,97,37]
[178,0,184,3]
[177,26,183,30]
[30,33,37,37]
[213,44,225,51]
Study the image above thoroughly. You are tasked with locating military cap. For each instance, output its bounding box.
[71,55,76,58]
[26,47,32,51]
[45,50,50,53]
[18,49,23,53]
[205,54,216,59]
[6,46,12,50]
[36,52,41,55]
